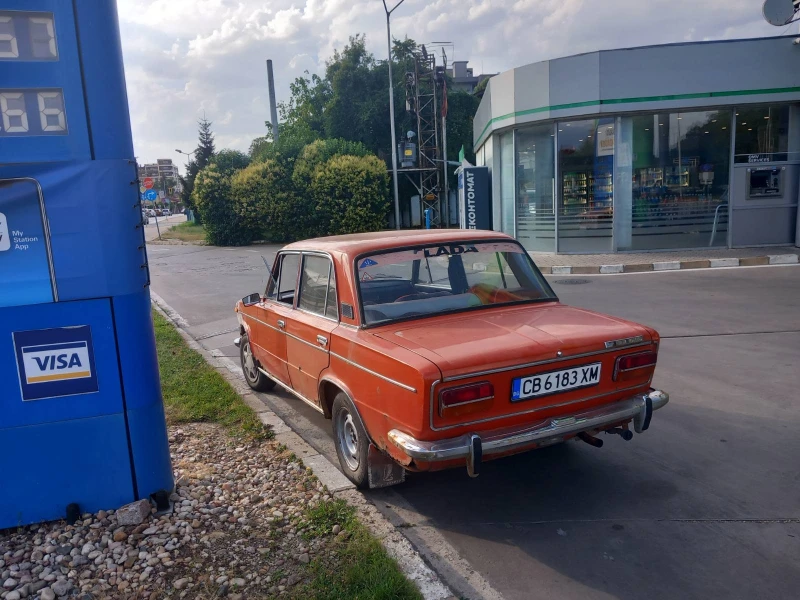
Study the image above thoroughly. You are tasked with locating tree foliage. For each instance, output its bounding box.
[189,33,483,245]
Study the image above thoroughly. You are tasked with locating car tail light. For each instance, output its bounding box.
[614,351,657,381]
[440,382,494,407]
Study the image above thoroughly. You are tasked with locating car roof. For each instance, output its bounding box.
[283,229,514,259]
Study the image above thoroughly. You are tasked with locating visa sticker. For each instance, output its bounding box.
[360,258,378,268]
[13,326,99,401]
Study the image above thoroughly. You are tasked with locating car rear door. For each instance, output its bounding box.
[284,253,338,404]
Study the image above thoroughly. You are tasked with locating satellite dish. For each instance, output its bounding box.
[762,0,797,26]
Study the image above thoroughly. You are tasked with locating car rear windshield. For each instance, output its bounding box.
[356,240,557,325]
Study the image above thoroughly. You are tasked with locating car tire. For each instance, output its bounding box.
[239,332,276,392]
[332,392,369,489]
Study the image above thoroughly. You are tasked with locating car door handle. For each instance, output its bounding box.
[316,335,328,347]
[277,319,285,329]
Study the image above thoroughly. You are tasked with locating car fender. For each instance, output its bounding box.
[318,374,374,444]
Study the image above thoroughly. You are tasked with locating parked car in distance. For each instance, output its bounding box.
[146,209,156,217]
[234,231,668,488]
[161,208,171,217]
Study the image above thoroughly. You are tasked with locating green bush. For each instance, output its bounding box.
[229,160,314,243]
[210,149,251,175]
[293,138,370,191]
[310,154,389,236]
[191,165,246,246]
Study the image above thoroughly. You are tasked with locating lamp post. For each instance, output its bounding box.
[382,0,405,230]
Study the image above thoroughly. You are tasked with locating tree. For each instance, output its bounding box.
[195,116,216,169]
[180,117,217,218]
[444,90,480,165]
[473,77,490,101]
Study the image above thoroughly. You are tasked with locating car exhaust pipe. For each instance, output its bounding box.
[577,432,604,448]
[606,427,634,441]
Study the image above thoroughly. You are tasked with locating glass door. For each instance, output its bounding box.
[556,119,614,252]
[515,124,555,252]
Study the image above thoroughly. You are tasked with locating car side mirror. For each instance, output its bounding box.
[241,292,261,306]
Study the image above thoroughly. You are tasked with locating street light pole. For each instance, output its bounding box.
[383,0,405,230]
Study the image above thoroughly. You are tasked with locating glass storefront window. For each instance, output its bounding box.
[515,124,555,251]
[617,110,732,250]
[734,105,790,163]
[557,118,615,252]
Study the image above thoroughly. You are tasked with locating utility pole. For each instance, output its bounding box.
[266,59,280,143]
[442,112,449,226]
[383,0,405,230]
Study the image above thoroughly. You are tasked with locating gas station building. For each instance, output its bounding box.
[473,35,800,253]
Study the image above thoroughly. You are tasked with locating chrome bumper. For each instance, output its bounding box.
[388,389,669,463]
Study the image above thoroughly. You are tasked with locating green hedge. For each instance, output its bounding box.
[191,165,245,246]
[192,140,389,245]
[311,154,389,236]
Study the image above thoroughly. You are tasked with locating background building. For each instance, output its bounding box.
[473,35,800,253]
[138,159,183,201]
[449,60,495,94]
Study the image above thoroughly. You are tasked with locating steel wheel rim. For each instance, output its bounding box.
[336,410,360,471]
[242,341,258,382]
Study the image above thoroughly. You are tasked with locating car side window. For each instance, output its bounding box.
[298,255,337,319]
[276,253,300,305]
[325,266,338,320]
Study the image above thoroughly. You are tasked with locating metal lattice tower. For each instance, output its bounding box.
[405,48,442,226]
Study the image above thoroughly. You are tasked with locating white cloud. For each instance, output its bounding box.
[117,0,790,169]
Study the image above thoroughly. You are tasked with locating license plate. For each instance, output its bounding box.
[511,363,602,401]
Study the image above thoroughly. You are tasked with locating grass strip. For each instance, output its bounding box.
[160,221,206,242]
[295,499,423,600]
[153,309,266,439]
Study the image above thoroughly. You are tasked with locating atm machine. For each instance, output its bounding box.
[0,1,173,527]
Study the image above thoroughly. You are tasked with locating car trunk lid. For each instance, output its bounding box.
[373,302,652,379]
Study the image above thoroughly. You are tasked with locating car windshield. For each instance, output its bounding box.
[356,240,557,325]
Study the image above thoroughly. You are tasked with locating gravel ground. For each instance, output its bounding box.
[0,423,342,600]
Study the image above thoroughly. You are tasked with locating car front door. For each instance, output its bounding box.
[251,252,300,387]
[284,253,339,405]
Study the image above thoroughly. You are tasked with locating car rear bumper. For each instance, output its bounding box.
[388,389,668,467]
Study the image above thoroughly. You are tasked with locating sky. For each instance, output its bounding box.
[116,0,797,171]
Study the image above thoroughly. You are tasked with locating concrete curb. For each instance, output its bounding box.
[537,253,798,275]
[150,296,455,600]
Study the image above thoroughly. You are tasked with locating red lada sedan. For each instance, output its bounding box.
[235,230,668,488]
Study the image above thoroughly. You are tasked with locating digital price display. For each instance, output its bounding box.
[0,89,66,135]
[0,11,58,60]
[0,12,66,137]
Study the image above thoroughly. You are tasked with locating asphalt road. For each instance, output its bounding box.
[143,214,187,241]
[148,243,800,600]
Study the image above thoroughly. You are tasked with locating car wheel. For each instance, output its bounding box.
[240,333,275,392]
[332,392,369,488]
